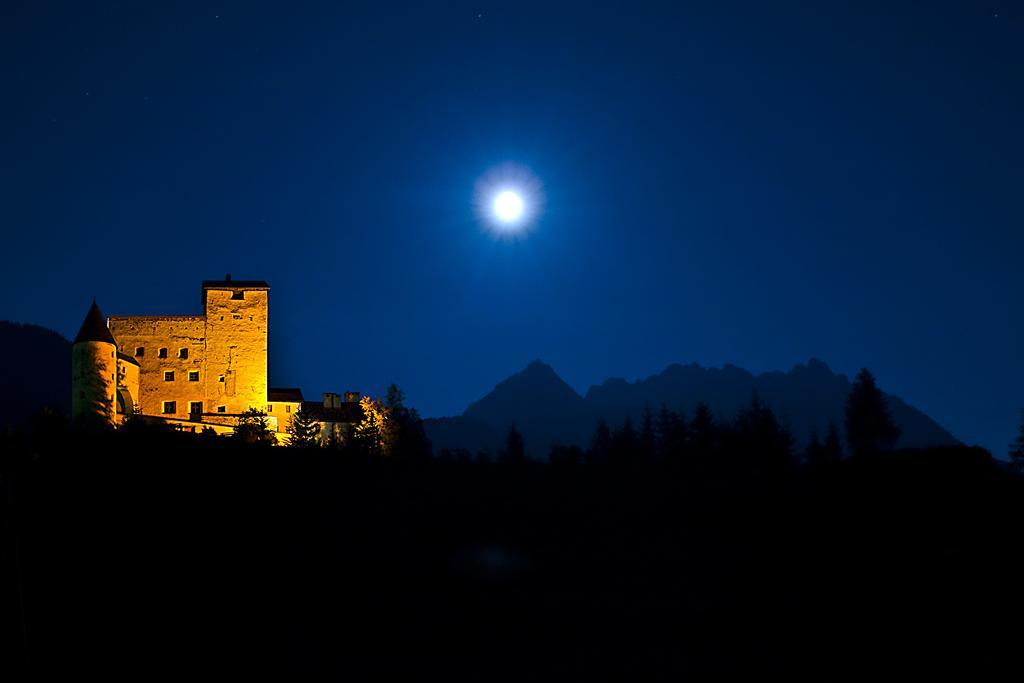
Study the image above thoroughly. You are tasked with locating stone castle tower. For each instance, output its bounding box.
[71,300,118,424]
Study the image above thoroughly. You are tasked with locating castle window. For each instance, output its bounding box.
[179,348,189,359]
[268,405,274,412]
[135,347,144,357]
[158,348,168,359]
[218,375,225,383]
[164,371,175,382]
[188,371,199,382]
[286,405,291,413]
[231,290,244,300]
[217,406,226,413]
[162,401,176,415]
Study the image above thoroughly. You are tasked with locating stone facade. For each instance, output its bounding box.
[72,340,118,423]
[107,280,269,422]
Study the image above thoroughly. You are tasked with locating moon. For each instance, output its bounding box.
[474,163,544,237]
[493,190,525,224]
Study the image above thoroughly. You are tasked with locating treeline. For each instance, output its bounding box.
[440,367,910,470]
[8,368,1024,473]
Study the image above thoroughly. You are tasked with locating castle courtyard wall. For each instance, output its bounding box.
[107,285,269,423]
[108,315,207,419]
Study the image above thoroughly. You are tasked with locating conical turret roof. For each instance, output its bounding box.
[74,300,116,345]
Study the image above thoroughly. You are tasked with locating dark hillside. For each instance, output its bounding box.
[0,321,70,426]
[3,429,1020,678]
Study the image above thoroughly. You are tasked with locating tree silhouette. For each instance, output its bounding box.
[691,401,716,455]
[844,368,900,457]
[639,404,656,462]
[733,394,793,469]
[655,403,688,460]
[503,423,526,463]
[822,421,843,463]
[611,417,638,465]
[1010,410,1024,473]
[287,407,321,448]
[384,383,432,459]
[234,408,275,445]
[353,395,388,456]
[588,419,612,464]
[805,421,843,466]
[804,429,824,465]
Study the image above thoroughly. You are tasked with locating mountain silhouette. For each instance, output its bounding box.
[0,321,71,426]
[424,358,960,457]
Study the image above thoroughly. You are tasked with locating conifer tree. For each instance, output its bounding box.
[822,421,843,463]
[588,419,612,464]
[844,368,900,457]
[611,417,637,464]
[234,408,276,445]
[734,394,793,465]
[353,395,389,456]
[691,401,716,455]
[503,423,526,463]
[804,429,824,465]
[287,407,321,448]
[805,423,842,465]
[639,404,656,461]
[655,403,688,459]
[384,383,431,459]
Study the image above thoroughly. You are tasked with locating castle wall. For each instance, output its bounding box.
[117,355,140,415]
[267,401,301,433]
[72,340,117,424]
[102,282,270,426]
[108,316,207,419]
[203,287,268,416]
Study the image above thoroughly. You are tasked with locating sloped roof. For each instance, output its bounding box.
[74,301,116,345]
[300,401,364,424]
[117,351,140,367]
[269,387,304,403]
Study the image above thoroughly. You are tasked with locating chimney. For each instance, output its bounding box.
[323,392,340,408]
[344,391,361,404]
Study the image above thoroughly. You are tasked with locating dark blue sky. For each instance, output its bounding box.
[2,1,1021,453]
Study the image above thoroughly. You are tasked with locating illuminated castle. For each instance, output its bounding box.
[71,276,360,438]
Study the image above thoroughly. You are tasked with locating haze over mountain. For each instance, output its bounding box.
[423,359,960,457]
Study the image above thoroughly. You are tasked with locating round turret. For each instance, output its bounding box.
[71,300,118,425]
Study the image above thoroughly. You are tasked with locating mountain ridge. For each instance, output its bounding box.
[425,357,960,457]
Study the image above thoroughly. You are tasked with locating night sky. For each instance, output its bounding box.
[2,2,1021,454]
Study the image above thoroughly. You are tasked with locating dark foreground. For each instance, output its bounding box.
[3,434,1022,679]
